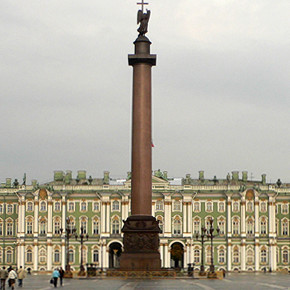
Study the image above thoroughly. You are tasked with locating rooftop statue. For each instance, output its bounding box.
[137,9,150,36]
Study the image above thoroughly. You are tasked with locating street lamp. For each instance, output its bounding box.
[194,226,207,276]
[207,218,220,277]
[75,226,89,274]
[60,217,76,278]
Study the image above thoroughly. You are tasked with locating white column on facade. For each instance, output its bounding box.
[188,202,192,236]
[121,201,126,222]
[21,199,25,234]
[101,201,106,234]
[47,199,53,235]
[34,199,39,235]
[152,201,156,217]
[61,194,66,231]
[160,243,164,267]
[183,202,187,234]
[183,246,187,268]
[106,202,110,234]
[164,200,172,235]
[105,246,109,268]
[241,239,246,271]
[47,240,52,271]
[61,238,66,269]
[33,241,38,271]
[241,200,246,237]
[18,201,22,236]
[17,244,20,268]
[254,200,259,237]
[227,197,232,238]
[227,241,232,271]
[164,243,169,268]
[255,242,260,271]
[20,242,25,267]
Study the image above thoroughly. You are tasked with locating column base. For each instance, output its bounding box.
[120,215,161,271]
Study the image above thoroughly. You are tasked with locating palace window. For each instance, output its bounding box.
[194,249,200,263]
[206,218,213,232]
[206,247,211,264]
[173,218,181,235]
[7,204,13,214]
[193,219,200,235]
[93,202,99,211]
[218,202,225,212]
[173,200,181,211]
[0,221,2,235]
[260,249,267,263]
[68,218,75,233]
[260,218,267,235]
[260,201,267,213]
[27,202,33,212]
[247,249,254,264]
[80,202,87,212]
[194,202,200,212]
[39,249,46,263]
[232,218,240,235]
[54,202,61,212]
[26,220,33,234]
[282,219,288,236]
[54,249,60,263]
[54,219,61,235]
[68,202,75,212]
[112,218,120,234]
[247,218,254,236]
[156,216,163,233]
[93,218,99,235]
[69,249,74,263]
[40,220,46,235]
[247,201,253,212]
[282,204,288,214]
[40,201,46,211]
[233,201,239,212]
[26,249,32,263]
[233,247,239,263]
[218,218,225,235]
[80,219,87,234]
[7,221,13,236]
[156,201,163,211]
[0,205,2,214]
[93,249,99,263]
[206,202,213,212]
[112,201,120,211]
[282,249,289,264]
[6,249,12,264]
[81,247,87,264]
[218,248,225,264]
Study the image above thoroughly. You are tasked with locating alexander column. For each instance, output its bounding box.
[120,1,161,271]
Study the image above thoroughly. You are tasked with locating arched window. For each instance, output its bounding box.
[6,220,13,236]
[112,218,120,234]
[54,249,60,263]
[193,218,200,235]
[93,218,99,235]
[247,218,254,236]
[206,202,213,212]
[26,218,33,234]
[218,202,225,212]
[7,204,13,214]
[112,201,119,211]
[68,217,75,233]
[39,249,46,263]
[27,202,33,212]
[260,218,267,235]
[6,249,13,264]
[40,201,46,211]
[218,248,225,264]
[54,201,61,212]
[247,201,253,212]
[194,202,200,212]
[218,218,225,235]
[173,218,181,235]
[156,216,163,233]
[233,201,239,212]
[232,218,240,235]
[0,205,3,214]
[0,220,3,236]
[68,202,75,212]
[282,219,288,236]
[39,220,46,235]
[247,249,254,264]
[282,204,288,214]
[93,202,99,211]
[173,200,181,211]
[260,201,267,212]
[26,249,33,263]
[206,247,211,264]
[156,200,163,211]
[80,202,87,212]
[260,248,267,263]
[69,249,74,263]
[81,246,87,264]
[93,249,99,263]
[54,218,61,235]
[233,247,239,263]
[194,249,200,263]
[80,218,87,234]
[282,249,289,264]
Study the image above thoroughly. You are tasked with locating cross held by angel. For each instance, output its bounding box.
[137,0,151,36]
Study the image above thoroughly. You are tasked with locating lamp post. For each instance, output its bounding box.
[60,217,76,277]
[207,218,220,277]
[75,226,89,274]
[194,226,207,276]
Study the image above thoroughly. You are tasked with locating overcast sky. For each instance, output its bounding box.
[1,0,289,184]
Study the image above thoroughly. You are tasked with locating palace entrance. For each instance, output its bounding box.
[109,242,122,269]
[170,242,184,268]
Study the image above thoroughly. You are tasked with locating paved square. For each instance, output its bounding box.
[14,273,290,290]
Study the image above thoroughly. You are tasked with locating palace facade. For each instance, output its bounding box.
[0,170,289,272]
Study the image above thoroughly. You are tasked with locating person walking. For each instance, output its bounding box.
[7,268,17,290]
[17,266,26,287]
[52,268,60,288]
[0,267,8,290]
[58,267,64,287]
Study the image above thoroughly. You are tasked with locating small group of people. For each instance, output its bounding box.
[0,266,26,290]
[51,267,64,288]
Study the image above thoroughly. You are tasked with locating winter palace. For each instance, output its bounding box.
[0,170,289,273]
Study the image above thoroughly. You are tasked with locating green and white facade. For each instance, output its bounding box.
[0,170,289,272]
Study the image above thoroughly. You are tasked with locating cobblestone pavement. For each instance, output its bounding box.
[9,272,290,290]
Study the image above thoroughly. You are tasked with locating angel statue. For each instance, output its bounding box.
[137,9,151,36]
